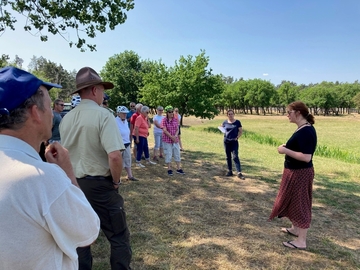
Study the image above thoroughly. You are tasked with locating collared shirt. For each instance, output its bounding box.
[133,114,149,138]
[161,117,179,144]
[0,135,100,269]
[60,99,124,178]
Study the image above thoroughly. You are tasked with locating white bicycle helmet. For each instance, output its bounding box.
[71,95,81,108]
[116,106,129,114]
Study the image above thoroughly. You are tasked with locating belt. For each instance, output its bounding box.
[79,175,112,180]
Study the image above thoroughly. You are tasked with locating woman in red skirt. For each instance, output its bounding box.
[269,101,317,250]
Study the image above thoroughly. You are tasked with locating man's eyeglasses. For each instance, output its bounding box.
[57,103,64,107]
[287,110,295,115]
[158,109,163,111]
[130,106,135,108]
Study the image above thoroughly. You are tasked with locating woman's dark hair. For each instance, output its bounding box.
[226,109,235,115]
[288,101,315,125]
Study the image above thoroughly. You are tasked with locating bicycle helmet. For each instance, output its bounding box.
[164,105,173,112]
[116,105,129,114]
[71,95,81,108]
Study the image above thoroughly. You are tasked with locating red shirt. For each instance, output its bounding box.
[130,112,140,126]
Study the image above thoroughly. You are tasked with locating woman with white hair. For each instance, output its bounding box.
[133,106,156,167]
[152,106,164,161]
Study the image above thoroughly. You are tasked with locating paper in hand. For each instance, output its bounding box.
[218,126,226,134]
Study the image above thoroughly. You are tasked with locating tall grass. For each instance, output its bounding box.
[202,126,360,164]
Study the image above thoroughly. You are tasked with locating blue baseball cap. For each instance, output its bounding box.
[0,66,62,115]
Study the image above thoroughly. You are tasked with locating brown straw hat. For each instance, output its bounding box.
[71,67,114,95]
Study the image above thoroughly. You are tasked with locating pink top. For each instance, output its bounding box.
[133,114,149,137]
[161,117,179,144]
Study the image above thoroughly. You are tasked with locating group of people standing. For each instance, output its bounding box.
[0,64,317,270]
[116,103,185,176]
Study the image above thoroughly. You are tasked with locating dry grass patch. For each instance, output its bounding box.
[92,115,360,270]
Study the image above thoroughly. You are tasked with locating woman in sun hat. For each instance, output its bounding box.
[269,101,317,250]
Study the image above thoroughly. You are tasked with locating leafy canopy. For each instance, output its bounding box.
[0,0,134,51]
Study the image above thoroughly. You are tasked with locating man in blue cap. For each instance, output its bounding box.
[0,66,100,270]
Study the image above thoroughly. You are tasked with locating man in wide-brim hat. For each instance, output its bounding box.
[60,67,132,269]
[71,66,114,95]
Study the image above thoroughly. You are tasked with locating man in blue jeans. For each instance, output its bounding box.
[60,67,132,270]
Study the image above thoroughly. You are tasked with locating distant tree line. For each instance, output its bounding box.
[2,51,360,122]
[221,79,360,116]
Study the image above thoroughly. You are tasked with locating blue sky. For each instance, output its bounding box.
[1,0,360,86]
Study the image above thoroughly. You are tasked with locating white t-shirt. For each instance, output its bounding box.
[0,135,100,270]
[153,114,164,134]
[115,116,131,144]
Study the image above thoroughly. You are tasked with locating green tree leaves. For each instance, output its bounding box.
[0,0,134,51]
[100,50,143,109]
[140,51,224,123]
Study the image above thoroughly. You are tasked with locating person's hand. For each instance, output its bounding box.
[135,139,139,144]
[278,144,286,154]
[45,142,77,186]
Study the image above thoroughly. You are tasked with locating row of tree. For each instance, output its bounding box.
[2,51,360,122]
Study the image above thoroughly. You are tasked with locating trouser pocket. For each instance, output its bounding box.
[110,207,127,234]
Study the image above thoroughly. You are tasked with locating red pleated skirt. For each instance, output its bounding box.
[269,167,314,229]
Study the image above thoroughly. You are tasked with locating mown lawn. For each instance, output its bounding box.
[92,114,360,270]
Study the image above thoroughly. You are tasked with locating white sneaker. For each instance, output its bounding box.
[147,160,157,165]
[136,162,145,168]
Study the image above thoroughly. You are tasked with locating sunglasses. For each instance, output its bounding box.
[57,104,64,106]
[130,106,135,107]
[167,111,174,113]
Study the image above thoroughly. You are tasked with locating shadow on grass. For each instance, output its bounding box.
[92,148,360,270]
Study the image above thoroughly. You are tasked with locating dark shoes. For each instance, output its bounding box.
[226,171,245,179]
[128,177,139,181]
[168,170,173,176]
[176,169,185,175]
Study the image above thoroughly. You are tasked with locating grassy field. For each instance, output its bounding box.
[92,113,360,270]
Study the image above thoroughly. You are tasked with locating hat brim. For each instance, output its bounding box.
[42,82,62,90]
[71,81,114,95]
